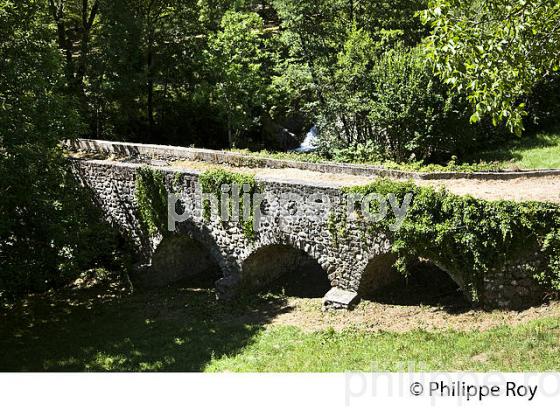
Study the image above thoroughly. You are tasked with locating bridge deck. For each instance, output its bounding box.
[171,159,560,204]
[67,139,560,204]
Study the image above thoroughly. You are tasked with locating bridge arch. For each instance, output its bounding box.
[136,221,230,288]
[357,253,401,296]
[239,242,331,297]
[357,254,469,306]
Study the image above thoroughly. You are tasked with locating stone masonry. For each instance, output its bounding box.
[68,139,546,309]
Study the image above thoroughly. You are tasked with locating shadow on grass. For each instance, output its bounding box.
[463,128,560,165]
[0,274,291,372]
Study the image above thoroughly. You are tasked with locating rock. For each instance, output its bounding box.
[322,287,359,310]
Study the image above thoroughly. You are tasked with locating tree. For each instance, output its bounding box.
[271,0,432,149]
[422,0,560,135]
[1,0,77,295]
[0,0,119,299]
[48,0,100,113]
[206,11,272,146]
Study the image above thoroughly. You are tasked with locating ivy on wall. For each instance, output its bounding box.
[326,209,347,247]
[134,167,169,237]
[199,168,259,239]
[135,167,259,239]
[344,179,560,301]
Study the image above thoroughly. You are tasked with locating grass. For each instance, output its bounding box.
[1,272,559,372]
[231,129,560,172]
[466,129,560,170]
[207,321,560,372]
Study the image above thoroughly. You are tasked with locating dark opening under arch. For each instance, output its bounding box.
[137,235,222,288]
[360,257,469,309]
[241,245,331,298]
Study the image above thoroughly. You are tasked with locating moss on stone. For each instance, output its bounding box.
[199,168,259,239]
[344,179,560,301]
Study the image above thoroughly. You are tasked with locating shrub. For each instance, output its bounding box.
[317,40,508,163]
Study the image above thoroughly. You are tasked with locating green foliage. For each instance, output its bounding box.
[205,10,274,147]
[422,0,560,136]
[199,168,258,238]
[345,180,560,301]
[540,229,560,291]
[13,0,558,156]
[0,0,125,300]
[230,148,326,164]
[332,141,383,164]
[326,210,348,247]
[271,0,508,163]
[134,167,169,237]
[319,39,509,162]
[229,147,508,172]
[366,46,460,161]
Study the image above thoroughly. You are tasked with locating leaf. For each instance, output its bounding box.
[469,112,481,123]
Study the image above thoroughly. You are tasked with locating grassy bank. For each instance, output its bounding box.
[233,129,560,172]
[207,320,560,372]
[466,130,560,170]
[1,274,559,372]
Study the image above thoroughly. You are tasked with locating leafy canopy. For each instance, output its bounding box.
[421,0,560,135]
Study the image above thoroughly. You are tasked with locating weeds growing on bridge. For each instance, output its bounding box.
[343,179,560,302]
[199,168,259,239]
[135,167,169,237]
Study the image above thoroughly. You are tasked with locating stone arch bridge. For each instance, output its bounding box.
[67,139,544,309]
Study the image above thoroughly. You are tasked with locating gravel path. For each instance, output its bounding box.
[172,160,560,203]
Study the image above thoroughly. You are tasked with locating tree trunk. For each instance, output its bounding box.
[49,0,99,131]
[227,111,233,148]
[147,44,155,140]
[49,1,74,84]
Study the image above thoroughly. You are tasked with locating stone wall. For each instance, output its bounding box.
[66,138,560,180]
[69,153,548,310]
[482,253,546,308]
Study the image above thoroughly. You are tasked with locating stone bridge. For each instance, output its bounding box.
[67,139,545,309]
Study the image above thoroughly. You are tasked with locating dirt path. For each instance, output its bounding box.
[267,297,560,333]
[171,160,560,203]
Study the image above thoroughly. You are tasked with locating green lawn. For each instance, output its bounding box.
[1,275,559,372]
[467,129,560,170]
[231,129,560,172]
[207,321,560,372]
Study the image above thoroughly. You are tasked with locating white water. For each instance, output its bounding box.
[293,126,318,153]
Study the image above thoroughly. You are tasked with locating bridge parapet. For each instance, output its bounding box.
[68,140,550,310]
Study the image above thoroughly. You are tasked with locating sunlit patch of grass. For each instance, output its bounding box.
[88,353,129,371]
[1,275,559,372]
[206,320,560,372]
[469,130,560,170]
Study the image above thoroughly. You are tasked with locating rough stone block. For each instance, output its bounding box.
[322,287,359,311]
